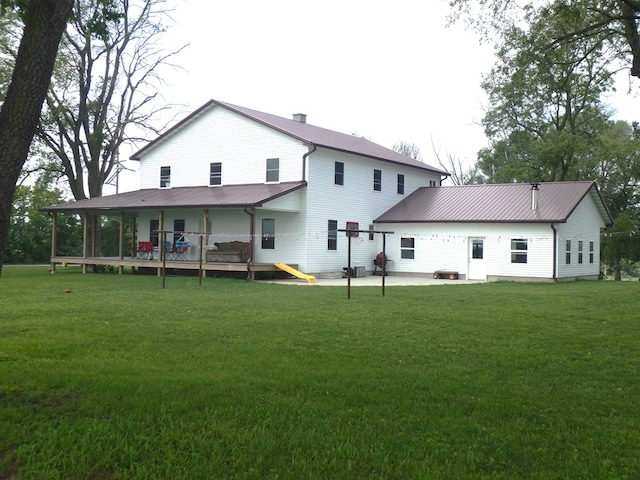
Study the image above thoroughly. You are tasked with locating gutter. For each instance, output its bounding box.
[302,144,317,182]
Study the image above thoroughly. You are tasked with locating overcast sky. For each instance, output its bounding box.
[113,0,639,192]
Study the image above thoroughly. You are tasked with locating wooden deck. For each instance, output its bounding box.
[50,256,289,276]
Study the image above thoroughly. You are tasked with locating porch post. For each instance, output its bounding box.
[248,208,256,281]
[118,211,125,274]
[82,212,88,274]
[50,212,58,273]
[203,208,209,257]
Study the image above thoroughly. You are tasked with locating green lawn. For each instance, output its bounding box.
[1,266,639,479]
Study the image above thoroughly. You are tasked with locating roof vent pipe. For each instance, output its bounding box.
[292,113,307,123]
[530,183,540,210]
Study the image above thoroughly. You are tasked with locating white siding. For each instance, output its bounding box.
[138,107,307,189]
[555,195,605,279]
[303,149,442,274]
[375,222,556,280]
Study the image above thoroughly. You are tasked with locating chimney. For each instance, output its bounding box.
[530,183,540,210]
[292,113,307,123]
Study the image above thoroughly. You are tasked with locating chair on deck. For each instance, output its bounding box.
[136,241,153,259]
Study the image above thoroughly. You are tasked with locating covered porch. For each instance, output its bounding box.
[42,182,307,280]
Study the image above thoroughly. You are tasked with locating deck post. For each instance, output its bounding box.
[50,212,58,273]
[118,211,125,274]
[82,213,88,274]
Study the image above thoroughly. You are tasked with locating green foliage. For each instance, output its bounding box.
[5,180,81,264]
[1,268,640,478]
[478,2,614,183]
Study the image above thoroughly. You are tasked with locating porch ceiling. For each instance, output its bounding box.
[41,181,307,213]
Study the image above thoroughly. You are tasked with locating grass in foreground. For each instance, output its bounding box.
[1,266,639,479]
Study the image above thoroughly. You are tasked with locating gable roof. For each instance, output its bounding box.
[41,182,306,213]
[130,99,448,176]
[374,181,614,226]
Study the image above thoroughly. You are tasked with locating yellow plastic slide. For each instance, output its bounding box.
[274,263,317,283]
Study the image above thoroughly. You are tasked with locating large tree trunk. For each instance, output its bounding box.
[0,0,74,276]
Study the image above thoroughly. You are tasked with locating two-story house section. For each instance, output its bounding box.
[43,99,447,276]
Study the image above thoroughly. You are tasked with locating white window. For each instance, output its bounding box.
[335,162,344,185]
[397,174,405,194]
[262,218,275,249]
[210,162,222,186]
[511,239,528,264]
[160,166,171,188]
[266,158,279,183]
[373,169,382,191]
[401,237,415,259]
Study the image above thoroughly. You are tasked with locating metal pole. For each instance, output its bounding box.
[162,231,167,289]
[347,234,352,299]
[382,233,387,296]
[199,234,203,286]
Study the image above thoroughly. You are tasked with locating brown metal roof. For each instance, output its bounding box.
[130,99,448,176]
[42,182,306,213]
[374,181,614,225]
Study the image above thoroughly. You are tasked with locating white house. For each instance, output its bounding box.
[374,182,613,281]
[44,99,613,281]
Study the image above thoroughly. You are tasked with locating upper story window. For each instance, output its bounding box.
[210,162,222,186]
[160,166,171,188]
[373,169,382,191]
[566,240,571,264]
[335,162,344,185]
[266,158,279,183]
[511,239,528,263]
[328,220,338,250]
[429,180,437,187]
[397,174,405,194]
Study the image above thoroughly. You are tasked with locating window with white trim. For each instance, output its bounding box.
[397,174,405,194]
[266,158,279,183]
[578,240,583,264]
[210,162,222,186]
[373,169,382,191]
[589,241,594,264]
[262,218,275,249]
[328,220,337,250]
[160,166,171,188]
[566,240,571,264]
[401,237,415,259]
[511,239,528,263]
[335,162,344,185]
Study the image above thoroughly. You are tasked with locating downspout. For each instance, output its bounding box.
[552,224,558,281]
[244,207,256,281]
[302,144,317,182]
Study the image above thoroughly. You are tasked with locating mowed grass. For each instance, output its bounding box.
[1,266,639,479]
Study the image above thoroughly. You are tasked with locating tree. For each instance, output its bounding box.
[448,0,640,79]
[393,140,423,161]
[588,120,640,279]
[476,3,616,183]
[0,0,75,276]
[6,179,81,264]
[35,0,185,204]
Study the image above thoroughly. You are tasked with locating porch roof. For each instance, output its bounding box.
[42,181,307,213]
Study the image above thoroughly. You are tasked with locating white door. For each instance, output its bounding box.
[468,237,486,280]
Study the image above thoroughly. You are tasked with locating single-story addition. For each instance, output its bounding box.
[374,181,614,281]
